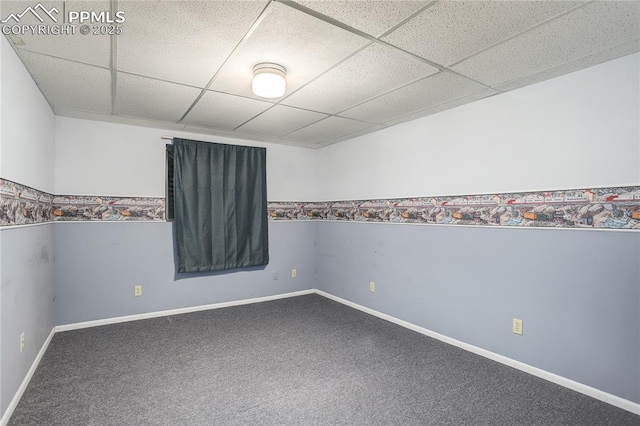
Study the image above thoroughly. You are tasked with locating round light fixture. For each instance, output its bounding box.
[252,63,286,98]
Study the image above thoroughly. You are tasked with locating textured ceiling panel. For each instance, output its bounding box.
[208,1,369,100]
[1,1,111,67]
[383,89,498,127]
[283,43,438,114]
[452,1,640,87]
[182,91,272,130]
[116,74,201,122]
[18,51,111,113]
[53,107,188,131]
[285,116,374,144]
[383,0,581,66]
[493,40,640,93]
[4,0,638,148]
[181,125,283,145]
[317,124,386,148]
[292,0,430,37]
[340,72,492,123]
[237,105,327,137]
[117,1,267,88]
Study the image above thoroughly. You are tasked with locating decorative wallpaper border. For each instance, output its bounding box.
[0,179,165,226]
[52,195,165,222]
[268,187,640,230]
[2,178,639,230]
[0,179,53,226]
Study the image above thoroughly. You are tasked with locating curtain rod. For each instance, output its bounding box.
[161,136,173,141]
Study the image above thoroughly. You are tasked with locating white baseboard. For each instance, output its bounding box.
[55,289,315,332]
[1,327,55,426]
[315,289,640,416]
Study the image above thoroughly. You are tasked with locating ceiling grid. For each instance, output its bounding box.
[1,0,637,148]
[110,0,118,115]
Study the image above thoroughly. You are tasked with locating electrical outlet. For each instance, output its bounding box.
[369,281,375,293]
[20,332,25,353]
[291,269,297,278]
[134,285,142,297]
[272,272,279,281]
[513,318,523,335]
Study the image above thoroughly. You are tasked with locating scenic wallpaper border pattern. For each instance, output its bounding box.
[0,179,53,226]
[0,179,165,226]
[269,187,640,230]
[51,195,165,222]
[1,178,639,230]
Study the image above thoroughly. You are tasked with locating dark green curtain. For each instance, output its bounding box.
[173,138,268,273]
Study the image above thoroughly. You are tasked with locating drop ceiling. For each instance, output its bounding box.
[2,0,638,148]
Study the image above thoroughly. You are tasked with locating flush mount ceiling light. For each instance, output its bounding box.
[252,63,286,99]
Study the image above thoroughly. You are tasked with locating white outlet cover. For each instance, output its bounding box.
[513,318,523,335]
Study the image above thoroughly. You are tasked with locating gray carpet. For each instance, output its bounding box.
[9,294,640,425]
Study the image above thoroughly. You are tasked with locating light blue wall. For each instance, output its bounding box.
[316,221,640,404]
[0,224,55,414]
[54,221,317,325]
[52,219,640,405]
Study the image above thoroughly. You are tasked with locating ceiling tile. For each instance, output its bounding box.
[116,73,201,122]
[208,1,369,100]
[292,1,429,37]
[54,107,187,131]
[382,89,498,127]
[237,105,327,137]
[5,0,637,149]
[452,1,640,87]
[316,124,386,148]
[2,1,111,67]
[181,125,282,145]
[180,126,329,149]
[383,1,581,66]
[493,40,640,93]
[182,91,272,130]
[18,50,111,113]
[283,43,438,114]
[340,72,492,123]
[285,116,374,144]
[117,1,267,88]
